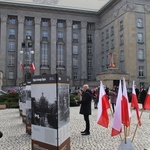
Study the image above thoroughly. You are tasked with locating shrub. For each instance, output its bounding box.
[70,94,80,107]
[0,93,19,108]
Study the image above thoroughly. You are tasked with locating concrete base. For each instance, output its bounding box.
[118,137,135,150]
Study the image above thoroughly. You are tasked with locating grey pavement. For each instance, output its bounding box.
[0,102,150,150]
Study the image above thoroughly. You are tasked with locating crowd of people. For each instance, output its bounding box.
[76,84,148,136]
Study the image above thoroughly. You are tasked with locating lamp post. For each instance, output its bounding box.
[20,35,34,82]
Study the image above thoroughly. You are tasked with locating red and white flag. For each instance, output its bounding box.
[131,81,141,126]
[122,78,130,127]
[97,81,110,128]
[20,61,24,70]
[144,87,150,110]
[111,80,122,136]
[30,62,35,71]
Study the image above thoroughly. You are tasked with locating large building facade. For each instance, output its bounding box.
[0,0,150,89]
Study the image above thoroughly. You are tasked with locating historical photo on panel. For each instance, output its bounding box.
[31,84,58,129]
[58,84,70,127]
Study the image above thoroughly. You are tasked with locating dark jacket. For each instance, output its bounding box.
[78,89,92,115]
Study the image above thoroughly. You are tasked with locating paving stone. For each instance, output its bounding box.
[0,103,150,150]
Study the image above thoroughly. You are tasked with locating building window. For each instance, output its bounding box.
[9,17,16,24]
[120,20,123,30]
[26,18,33,25]
[73,57,78,68]
[138,49,144,60]
[120,34,124,45]
[26,29,32,36]
[137,33,143,43]
[139,66,144,77]
[57,20,63,28]
[106,55,109,66]
[87,46,92,55]
[101,32,104,41]
[120,50,124,61]
[73,22,79,29]
[102,44,104,52]
[8,71,14,79]
[111,39,114,49]
[57,44,64,68]
[87,58,92,68]
[106,42,109,50]
[41,43,48,65]
[9,28,15,38]
[87,73,92,80]
[9,42,15,51]
[106,29,109,38]
[102,57,104,66]
[137,18,143,28]
[87,34,92,43]
[87,24,92,30]
[42,30,48,38]
[111,26,114,36]
[42,19,48,26]
[8,55,15,66]
[58,32,63,39]
[73,45,78,54]
[73,72,77,80]
[73,33,78,41]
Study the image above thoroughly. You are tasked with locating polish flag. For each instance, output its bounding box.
[30,63,35,71]
[144,87,150,110]
[97,81,110,128]
[122,78,130,127]
[111,80,122,136]
[131,81,141,126]
[20,61,24,70]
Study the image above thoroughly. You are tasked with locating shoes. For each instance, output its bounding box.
[80,130,86,134]
[81,132,90,135]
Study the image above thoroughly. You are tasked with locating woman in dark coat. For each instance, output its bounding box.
[77,84,92,135]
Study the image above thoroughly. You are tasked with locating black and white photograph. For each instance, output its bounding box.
[31,84,58,129]
[58,84,70,127]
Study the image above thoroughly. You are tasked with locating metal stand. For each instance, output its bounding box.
[118,137,135,150]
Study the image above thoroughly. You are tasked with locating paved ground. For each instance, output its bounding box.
[0,103,150,150]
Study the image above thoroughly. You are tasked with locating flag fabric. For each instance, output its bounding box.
[97,81,110,128]
[144,87,150,110]
[30,63,35,71]
[20,61,24,70]
[131,81,141,126]
[122,78,130,127]
[111,80,122,136]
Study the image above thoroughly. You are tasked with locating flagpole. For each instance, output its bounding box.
[127,107,132,136]
[131,109,144,142]
[124,125,127,144]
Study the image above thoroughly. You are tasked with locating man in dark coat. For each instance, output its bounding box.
[77,84,92,135]
[140,87,147,109]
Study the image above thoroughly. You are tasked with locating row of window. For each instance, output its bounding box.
[8,17,94,29]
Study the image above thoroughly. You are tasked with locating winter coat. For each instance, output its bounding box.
[78,89,92,115]
[109,90,117,104]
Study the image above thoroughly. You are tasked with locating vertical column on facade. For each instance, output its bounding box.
[80,21,87,82]
[50,18,57,74]
[94,23,101,76]
[34,17,41,75]
[17,16,24,84]
[66,20,72,82]
[0,14,7,85]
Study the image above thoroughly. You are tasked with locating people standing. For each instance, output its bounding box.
[77,84,92,135]
[140,87,147,109]
[109,89,117,113]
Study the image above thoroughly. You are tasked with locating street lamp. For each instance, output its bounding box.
[20,35,34,82]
